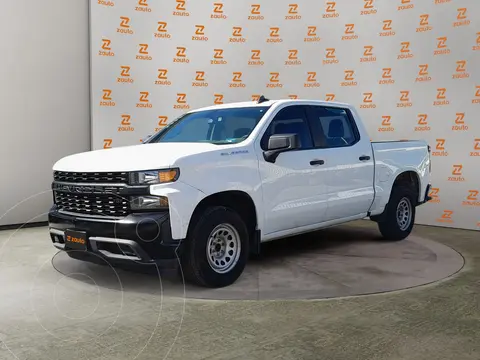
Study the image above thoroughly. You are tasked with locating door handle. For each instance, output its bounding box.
[310,159,325,166]
[359,155,371,161]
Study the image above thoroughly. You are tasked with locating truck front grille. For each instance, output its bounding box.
[53,171,129,184]
[54,192,130,218]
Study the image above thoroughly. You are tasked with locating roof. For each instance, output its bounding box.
[189,99,352,113]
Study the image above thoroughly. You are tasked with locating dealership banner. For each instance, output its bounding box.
[90,0,479,230]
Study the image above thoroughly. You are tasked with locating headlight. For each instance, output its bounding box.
[130,196,169,210]
[129,168,179,185]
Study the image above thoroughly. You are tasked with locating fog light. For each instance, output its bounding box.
[130,196,169,210]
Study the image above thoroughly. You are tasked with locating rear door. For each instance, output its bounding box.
[256,105,328,235]
[306,105,375,221]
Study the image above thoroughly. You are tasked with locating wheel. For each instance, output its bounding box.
[377,185,416,241]
[180,206,249,288]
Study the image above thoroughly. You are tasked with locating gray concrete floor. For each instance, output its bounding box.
[0,221,479,360]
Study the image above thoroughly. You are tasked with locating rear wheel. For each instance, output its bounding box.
[377,185,416,241]
[180,206,249,288]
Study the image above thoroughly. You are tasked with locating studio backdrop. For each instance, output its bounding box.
[90,0,479,230]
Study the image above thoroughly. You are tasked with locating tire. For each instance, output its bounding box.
[377,185,416,241]
[180,206,249,288]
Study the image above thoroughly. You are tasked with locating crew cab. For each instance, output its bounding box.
[49,98,432,288]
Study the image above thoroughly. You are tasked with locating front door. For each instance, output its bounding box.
[256,105,328,235]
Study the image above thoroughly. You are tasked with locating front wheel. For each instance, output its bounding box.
[180,206,249,288]
[377,186,416,241]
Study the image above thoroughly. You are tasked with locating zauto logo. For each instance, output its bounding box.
[99,39,114,57]
[230,26,246,43]
[118,17,133,34]
[417,14,432,32]
[135,0,151,12]
[432,139,448,157]
[136,44,152,60]
[174,93,190,110]
[326,94,336,101]
[285,49,301,65]
[286,4,301,20]
[155,68,171,86]
[174,46,189,63]
[249,4,263,20]
[379,68,394,85]
[361,92,376,109]
[211,48,227,65]
[361,0,377,15]
[398,0,414,11]
[136,91,152,108]
[211,3,227,19]
[304,72,320,88]
[173,0,190,16]
[192,25,208,41]
[415,113,430,132]
[463,190,480,207]
[434,37,450,55]
[342,24,357,40]
[397,90,412,107]
[119,114,134,132]
[323,1,339,18]
[361,45,376,62]
[155,116,168,131]
[305,26,320,42]
[267,72,283,88]
[416,64,431,82]
[471,138,480,156]
[437,210,454,224]
[104,139,113,149]
[230,72,245,88]
[380,20,395,36]
[453,60,469,79]
[267,27,282,43]
[341,70,357,87]
[454,8,470,27]
[248,50,263,66]
[192,71,208,87]
[214,94,224,104]
[118,66,133,84]
[398,41,413,59]
[100,89,115,107]
[378,115,394,132]
[323,48,338,65]
[429,187,440,203]
[448,164,465,182]
[434,88,449,106]
[155,22,171,38]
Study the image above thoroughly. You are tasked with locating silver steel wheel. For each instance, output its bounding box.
[206,224,241,274]
[396,197,412,231]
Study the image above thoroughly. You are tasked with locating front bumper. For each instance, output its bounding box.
[48,206,183,265]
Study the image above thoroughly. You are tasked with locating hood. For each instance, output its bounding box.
[53,143,221,172]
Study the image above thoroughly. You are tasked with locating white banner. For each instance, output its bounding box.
[90,0,480,230]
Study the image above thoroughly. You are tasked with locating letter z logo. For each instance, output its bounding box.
[102,39,111,50]
[195,25,205,35]
[120,66,130,77]
[401,42,410,53]
[418,114,428,125]
[364,93,373,103]
[345,70,354,80]
[382,68,392,78]
[383,20,392,30]
[307,72,317,82]
[251,50,261,59]
[176,47,186,57]
[326,48,336,58]
[270,27,280,37]
[270,72,280,82]
[102,89,112,100]
[139,92,149,102]
[382,116,391,126]
[437,88,446,99]
[307,26,317,36]
[364,46,373,56]
[436,139,446,150]
[419,64,429,75]
[457,8,467,20]
[158,69,168,79]
[289,4,298,13]
[233,27,242,36]
[251,4,261,14]
[437,37,447,48]
[121,115,131,125]
[232,72,242,82]
[326,2,336,12]
[195,71,205,81]
[400,91,410,102]
[452,165,462,175]
[364,0,374,9]
[467,190,479,201]
[176,0,186,10]
[213,3,223,13]
[177,93,187,103]
[214,49,224,58]
[288,50,298,59]
[214,94,224,104]
[345,24,355,34]
[120,17,130,28]
[420,14,429,25]
[441,210,453,219]
[139,44,149,54]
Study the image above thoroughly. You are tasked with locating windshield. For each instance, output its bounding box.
[146,106,271,145]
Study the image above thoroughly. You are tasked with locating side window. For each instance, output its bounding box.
[308,106,359,148]
[261,106,313,150]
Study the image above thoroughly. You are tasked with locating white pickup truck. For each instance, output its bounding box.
[49,97,432,288]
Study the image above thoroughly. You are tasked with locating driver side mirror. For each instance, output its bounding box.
[263,134,300,163]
